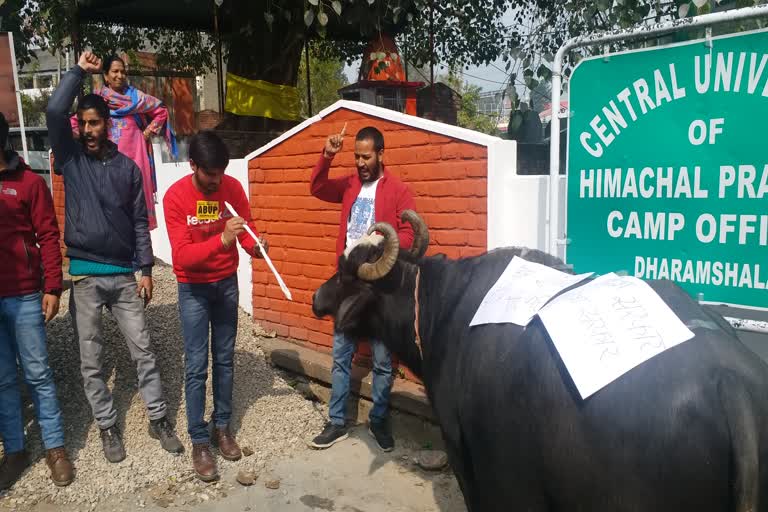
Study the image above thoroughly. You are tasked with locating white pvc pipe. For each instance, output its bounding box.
[8,33,30,165]
[548,3,768,257]
[725,317,768,336]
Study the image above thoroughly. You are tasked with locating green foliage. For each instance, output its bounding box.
[3,0,215,73]
[441,69,499,136]
[20,91,50,127]
[296,46,349,118]
[4,0,766,93]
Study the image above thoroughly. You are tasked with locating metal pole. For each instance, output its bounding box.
[548,3,768,257]
[214,2,225,113]
[305,38,312,117]
[8,33,29,164]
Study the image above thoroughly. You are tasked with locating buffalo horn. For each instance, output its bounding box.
[401,209,429,258]
[357,222,400,281]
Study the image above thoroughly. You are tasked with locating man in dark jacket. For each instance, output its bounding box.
[47,51,181,463]
[0,112,74,489]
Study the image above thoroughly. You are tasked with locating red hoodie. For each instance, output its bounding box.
[0,152,63,297]
[164,174,258,284]
[310,154,415,258]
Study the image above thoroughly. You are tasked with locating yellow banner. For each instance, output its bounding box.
[224,72,300,121]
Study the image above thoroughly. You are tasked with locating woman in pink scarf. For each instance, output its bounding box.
[71,55,177,231]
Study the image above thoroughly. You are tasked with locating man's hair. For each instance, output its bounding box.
[103,55,126,75]
[0,112,8,149]
[355,126,385,152]
[77,94,110,120]
[189,130,230,170]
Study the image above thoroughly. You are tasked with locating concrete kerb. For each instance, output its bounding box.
[257,336,443,448]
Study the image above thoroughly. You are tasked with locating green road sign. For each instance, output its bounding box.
[566,29,768,310]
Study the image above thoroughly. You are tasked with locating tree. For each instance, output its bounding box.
[4,0,763,132]
[20,91,51,127]
[441,70,499,136]
[296,47,349,119]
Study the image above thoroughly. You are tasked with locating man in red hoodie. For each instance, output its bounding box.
[308,125,415,452]
[0,112,74,489]
[163,130,267,481]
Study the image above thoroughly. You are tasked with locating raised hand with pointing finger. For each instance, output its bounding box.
[323,122,347,159]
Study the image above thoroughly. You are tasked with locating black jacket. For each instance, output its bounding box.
[46,65,153,275]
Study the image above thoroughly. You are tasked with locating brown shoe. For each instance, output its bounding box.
[213,426,242,461]
[46,447,75,487]
[192,443,218,482]
[0,451,29,490]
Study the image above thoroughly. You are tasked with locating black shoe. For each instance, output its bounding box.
[100,425,126,463]
[0,451,29,490]
[368,421,394,452]
[309,422,348,449]
[149,417,184,454]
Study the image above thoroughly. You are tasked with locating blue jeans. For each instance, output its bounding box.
[178,274,238,444]
[0,293,65,452]
[329,332,393,426]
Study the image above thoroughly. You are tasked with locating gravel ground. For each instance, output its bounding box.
[1,262,326,509]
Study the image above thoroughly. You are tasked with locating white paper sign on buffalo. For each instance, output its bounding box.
[470,257,593,327]
[538,273,695,399]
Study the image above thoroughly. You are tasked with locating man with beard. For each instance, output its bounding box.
[47,51,182,463]
[308,125,415,452]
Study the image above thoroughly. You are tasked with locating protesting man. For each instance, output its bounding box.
[309,125,415,452]
[0,112,74,488]
[163,130,267,481]
[47,51,182,463]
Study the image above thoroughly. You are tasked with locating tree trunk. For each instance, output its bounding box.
[217,0,305,135]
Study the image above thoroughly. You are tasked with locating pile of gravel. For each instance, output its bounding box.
[3,263,325,508]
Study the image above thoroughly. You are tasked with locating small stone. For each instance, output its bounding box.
[236,470,256,486]
[265,478,281,490]
[242,446,254,457]
[155,497,172,508]
[245,508,251,511]
[416,450,449,471]
[200,493,210,501]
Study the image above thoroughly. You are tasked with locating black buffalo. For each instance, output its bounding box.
[312,210,768,512]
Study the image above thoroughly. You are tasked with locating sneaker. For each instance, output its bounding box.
[368,421,394,452]
[149,417,184,454]
[0,451,29,490]
[100,425,126,463]
[309,422,348,449]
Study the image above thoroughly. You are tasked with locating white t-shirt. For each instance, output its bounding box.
[346,178,381,250]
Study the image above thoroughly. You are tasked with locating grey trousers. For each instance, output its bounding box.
[69,274,167,429]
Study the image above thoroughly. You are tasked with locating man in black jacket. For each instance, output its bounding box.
[47,51,181,463]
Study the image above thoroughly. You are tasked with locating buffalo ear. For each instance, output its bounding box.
[336,288,374,332]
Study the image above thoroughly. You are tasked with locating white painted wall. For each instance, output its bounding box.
[150,153,253,315]
[487,139,567,262]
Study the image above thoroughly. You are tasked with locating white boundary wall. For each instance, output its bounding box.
[486,140,567,260]
[150,151,253,315]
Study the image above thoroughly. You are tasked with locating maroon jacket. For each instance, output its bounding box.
[310,154,416,259]
[0,151,63,297]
